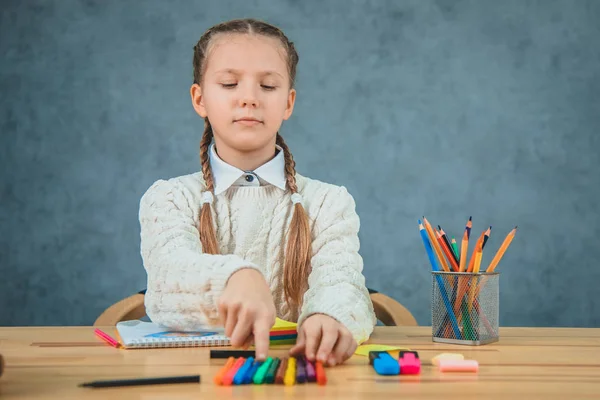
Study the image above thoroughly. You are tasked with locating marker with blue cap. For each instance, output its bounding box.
[369,351,400,375]
[233,357,254,385]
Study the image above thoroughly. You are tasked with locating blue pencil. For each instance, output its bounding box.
[419,220,462,340]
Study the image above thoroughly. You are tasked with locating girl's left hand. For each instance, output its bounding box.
[289,314,357,366]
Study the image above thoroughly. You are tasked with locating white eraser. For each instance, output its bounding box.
[438,359,479,372]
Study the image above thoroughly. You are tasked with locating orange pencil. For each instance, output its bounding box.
[436,230,459,271]
[423,217,450,272]
[466,216,473,238]
[486,226,517,272]
[468,241,484,312]
[467,231,485,273]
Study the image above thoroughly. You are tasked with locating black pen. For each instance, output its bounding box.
[210,349,255,359]
[79,375,201,388]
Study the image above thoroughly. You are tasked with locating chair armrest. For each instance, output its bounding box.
[370,292,418,326]
[93,293,146,326]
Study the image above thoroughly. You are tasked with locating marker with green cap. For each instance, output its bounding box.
[264,358,281,384]
[253,357,274,384]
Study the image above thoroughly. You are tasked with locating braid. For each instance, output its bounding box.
[200,119,215,192]
[276,134,298,193]
[198,119,219,254]
[277,133,312,307]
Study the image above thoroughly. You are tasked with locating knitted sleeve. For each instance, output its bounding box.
[139,179,260,331]
[297,186,377,344]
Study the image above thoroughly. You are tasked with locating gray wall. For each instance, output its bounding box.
[1,0,599,327]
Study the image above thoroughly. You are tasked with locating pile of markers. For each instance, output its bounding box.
[370,351,421,375]
[269,318,298,345]
[213,355,326,386]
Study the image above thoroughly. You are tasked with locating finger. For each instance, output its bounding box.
[316,324,338,364]
[230,309,253,348]
[224,302,240,338]
[289,327,306,356]
[253,317,272,361]
[217,300,228,328]
[241,334,254,350]
[303,324,322,362]
[344,337,358,361]
[331,330,354,365]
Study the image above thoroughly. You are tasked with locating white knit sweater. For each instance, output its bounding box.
[139,172,376,343]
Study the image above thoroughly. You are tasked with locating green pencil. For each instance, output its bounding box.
[451,237,460,262]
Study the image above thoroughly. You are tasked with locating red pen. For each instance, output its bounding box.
[94,329,120,348]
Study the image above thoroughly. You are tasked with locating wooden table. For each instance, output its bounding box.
[1,326,599,399]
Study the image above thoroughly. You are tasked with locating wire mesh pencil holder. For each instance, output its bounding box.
[431,271,499,345]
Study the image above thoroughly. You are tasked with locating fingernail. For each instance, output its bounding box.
[258,353,265,360]
[308,353,314,360]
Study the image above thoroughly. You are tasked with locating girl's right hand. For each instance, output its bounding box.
[218,268,276,361]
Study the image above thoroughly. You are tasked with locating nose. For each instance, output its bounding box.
[238,84,259,108]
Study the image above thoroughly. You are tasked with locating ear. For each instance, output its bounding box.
[190,83,207,118]
[283,88,296,121]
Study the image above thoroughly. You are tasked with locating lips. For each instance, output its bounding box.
[234,117,262,123]
[234,117,263,127]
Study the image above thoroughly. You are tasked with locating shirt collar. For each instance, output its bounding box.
[209,143,287,195]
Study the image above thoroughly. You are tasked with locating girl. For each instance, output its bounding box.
[139,18,375,366]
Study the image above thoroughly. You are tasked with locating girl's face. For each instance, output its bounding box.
[192,34,296,154]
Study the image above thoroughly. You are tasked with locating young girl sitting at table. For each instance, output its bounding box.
[139,18,376,367]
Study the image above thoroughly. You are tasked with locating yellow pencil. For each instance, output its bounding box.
[459,228,468,272]
[473,242,483,274]
[423,217,450,272]
[486,226,518,272]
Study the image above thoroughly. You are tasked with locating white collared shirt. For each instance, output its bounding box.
[209,144,287,195]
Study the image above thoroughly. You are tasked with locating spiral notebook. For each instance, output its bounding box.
[115,320,230,349]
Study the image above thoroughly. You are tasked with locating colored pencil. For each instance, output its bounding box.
[482,226,492,249]
[438,225,459,265]
[436,229,459,271]
[486,227,517,272]
[473,240,483,274]
[459,229,469,272]
[466,216,472,238]
[467,231,485,273]
[423,217,450,272]
[419,220,462,339]
[451,237,460,262]
[468,240,484,312]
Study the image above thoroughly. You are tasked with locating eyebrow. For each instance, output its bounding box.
[214,68,284,79]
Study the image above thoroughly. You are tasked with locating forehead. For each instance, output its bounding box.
[205,34,289,77]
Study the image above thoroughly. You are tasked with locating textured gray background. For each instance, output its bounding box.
[1,0,599,327]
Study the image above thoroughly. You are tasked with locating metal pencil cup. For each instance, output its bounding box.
[431,271,499,345]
